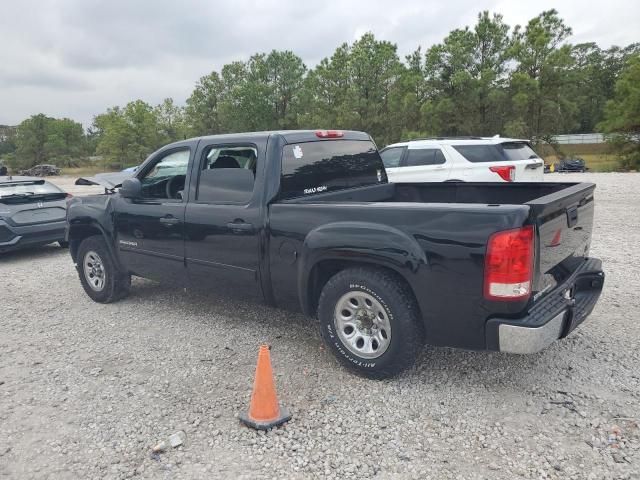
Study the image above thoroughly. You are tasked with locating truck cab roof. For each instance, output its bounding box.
[191,130,372,146]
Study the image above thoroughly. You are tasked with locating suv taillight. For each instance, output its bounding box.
[484,225,534,301]
[489,165,515,182]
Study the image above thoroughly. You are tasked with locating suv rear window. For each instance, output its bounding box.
[280,140,387,200]
[453,142,539,163]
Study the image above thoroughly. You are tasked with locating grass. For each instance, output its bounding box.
[537,143,622,172]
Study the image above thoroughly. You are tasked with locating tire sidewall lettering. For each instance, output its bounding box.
[325,283,397,369]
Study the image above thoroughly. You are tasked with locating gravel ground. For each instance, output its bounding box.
[1,172,639,480]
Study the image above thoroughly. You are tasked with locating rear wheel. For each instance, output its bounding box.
[77,235,130,303]
[318,267,424,379]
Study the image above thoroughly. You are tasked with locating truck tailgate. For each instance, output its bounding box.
[527,182,596,295]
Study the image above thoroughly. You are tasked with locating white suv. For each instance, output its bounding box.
[379,137,544,183]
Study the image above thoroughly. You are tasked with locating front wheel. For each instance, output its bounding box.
[318,267,424,379]
[76,235,130,303]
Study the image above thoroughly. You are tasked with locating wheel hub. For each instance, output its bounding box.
[334,291,392,359]
[83,250,106,292]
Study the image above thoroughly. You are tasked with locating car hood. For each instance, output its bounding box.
[75,171,133,189]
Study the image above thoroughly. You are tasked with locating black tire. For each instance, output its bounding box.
[76,235,130,303]
[318,267,424,379]
[58,240,69,248]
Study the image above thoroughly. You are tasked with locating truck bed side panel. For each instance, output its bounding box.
[268,202,529,350]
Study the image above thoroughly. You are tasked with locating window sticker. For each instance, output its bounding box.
[303,185,328,195]
[293,145,303,159]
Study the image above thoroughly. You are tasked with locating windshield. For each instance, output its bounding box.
[0,180,64,198]
[280,140,387,200]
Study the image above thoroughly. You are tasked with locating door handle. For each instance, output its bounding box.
[159,216,180,225]
[226,221,253,233]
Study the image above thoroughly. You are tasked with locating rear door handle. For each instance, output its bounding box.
[227,221,253,233]
[159,216,180,225]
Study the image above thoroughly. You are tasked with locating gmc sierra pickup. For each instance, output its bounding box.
[66,130,604,378]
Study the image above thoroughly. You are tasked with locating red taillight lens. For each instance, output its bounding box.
[489,165,515,182]
[315,130,344,138]
[484,225,534,301]
[65,193,73,198]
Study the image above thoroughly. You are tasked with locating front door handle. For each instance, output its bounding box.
[226,221,253,233]
[159,216,180,225]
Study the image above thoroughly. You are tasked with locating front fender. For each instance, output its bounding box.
[298,221,427,315]
[66,196,121,266]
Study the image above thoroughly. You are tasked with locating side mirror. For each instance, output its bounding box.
[119,178,142,199]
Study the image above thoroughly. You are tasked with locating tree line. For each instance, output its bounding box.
[1,9,638,171]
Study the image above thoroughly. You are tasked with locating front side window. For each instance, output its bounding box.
[380,147,404,168]
[196,145,257,204]
[405,148,446,167]
[139,149,190,200]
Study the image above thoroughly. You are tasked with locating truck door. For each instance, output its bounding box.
[183,141,264,300]
[114,146,192,283]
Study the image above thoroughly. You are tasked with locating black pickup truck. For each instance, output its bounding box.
[66,130,604,378]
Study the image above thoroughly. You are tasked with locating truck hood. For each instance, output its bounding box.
[75,172,132,190]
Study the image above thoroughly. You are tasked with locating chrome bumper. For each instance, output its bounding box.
[498,310,566,354]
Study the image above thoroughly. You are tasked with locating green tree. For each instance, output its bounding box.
[47,118,86,167]
[154,98,187,143]
[93,100,162,168]
[506,9,577,138]
[597,55,640,169]
[15,114,53,168]
[185,71,225,136]
[421,12,510,136]
[300,33,405,145]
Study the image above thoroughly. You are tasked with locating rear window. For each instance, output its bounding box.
[0,180,63,197]
[280,140,387,200]
[453,142,539,163]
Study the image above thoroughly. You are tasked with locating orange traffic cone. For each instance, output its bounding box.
[239,345,291,430]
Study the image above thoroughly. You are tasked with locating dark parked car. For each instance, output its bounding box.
[19,164,61,176]
[555,157,588,173]
[0,176,70,252]
[67,130,604,378]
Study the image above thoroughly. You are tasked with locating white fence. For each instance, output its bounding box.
[551,133,605,144]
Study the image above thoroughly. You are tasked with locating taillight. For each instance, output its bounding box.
[489,165,515,182]
[315,130,344,138]
[65,193,73,198]
[484,225,534,301]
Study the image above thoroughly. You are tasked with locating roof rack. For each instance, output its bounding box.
[404,136,484,142]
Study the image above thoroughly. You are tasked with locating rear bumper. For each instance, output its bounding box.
[0,219,66,252]
[486,257,604,353]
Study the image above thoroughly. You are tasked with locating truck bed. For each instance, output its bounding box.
[286,181,587,207]
[272,180,596,350]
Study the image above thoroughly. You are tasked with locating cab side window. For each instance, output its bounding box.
[196,145,258,204]
[139,149,190,200]
[405,148,446,167]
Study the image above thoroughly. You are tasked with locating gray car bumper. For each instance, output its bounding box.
[0,219,66,252]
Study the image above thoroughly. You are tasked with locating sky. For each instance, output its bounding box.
[1,0,638,127]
